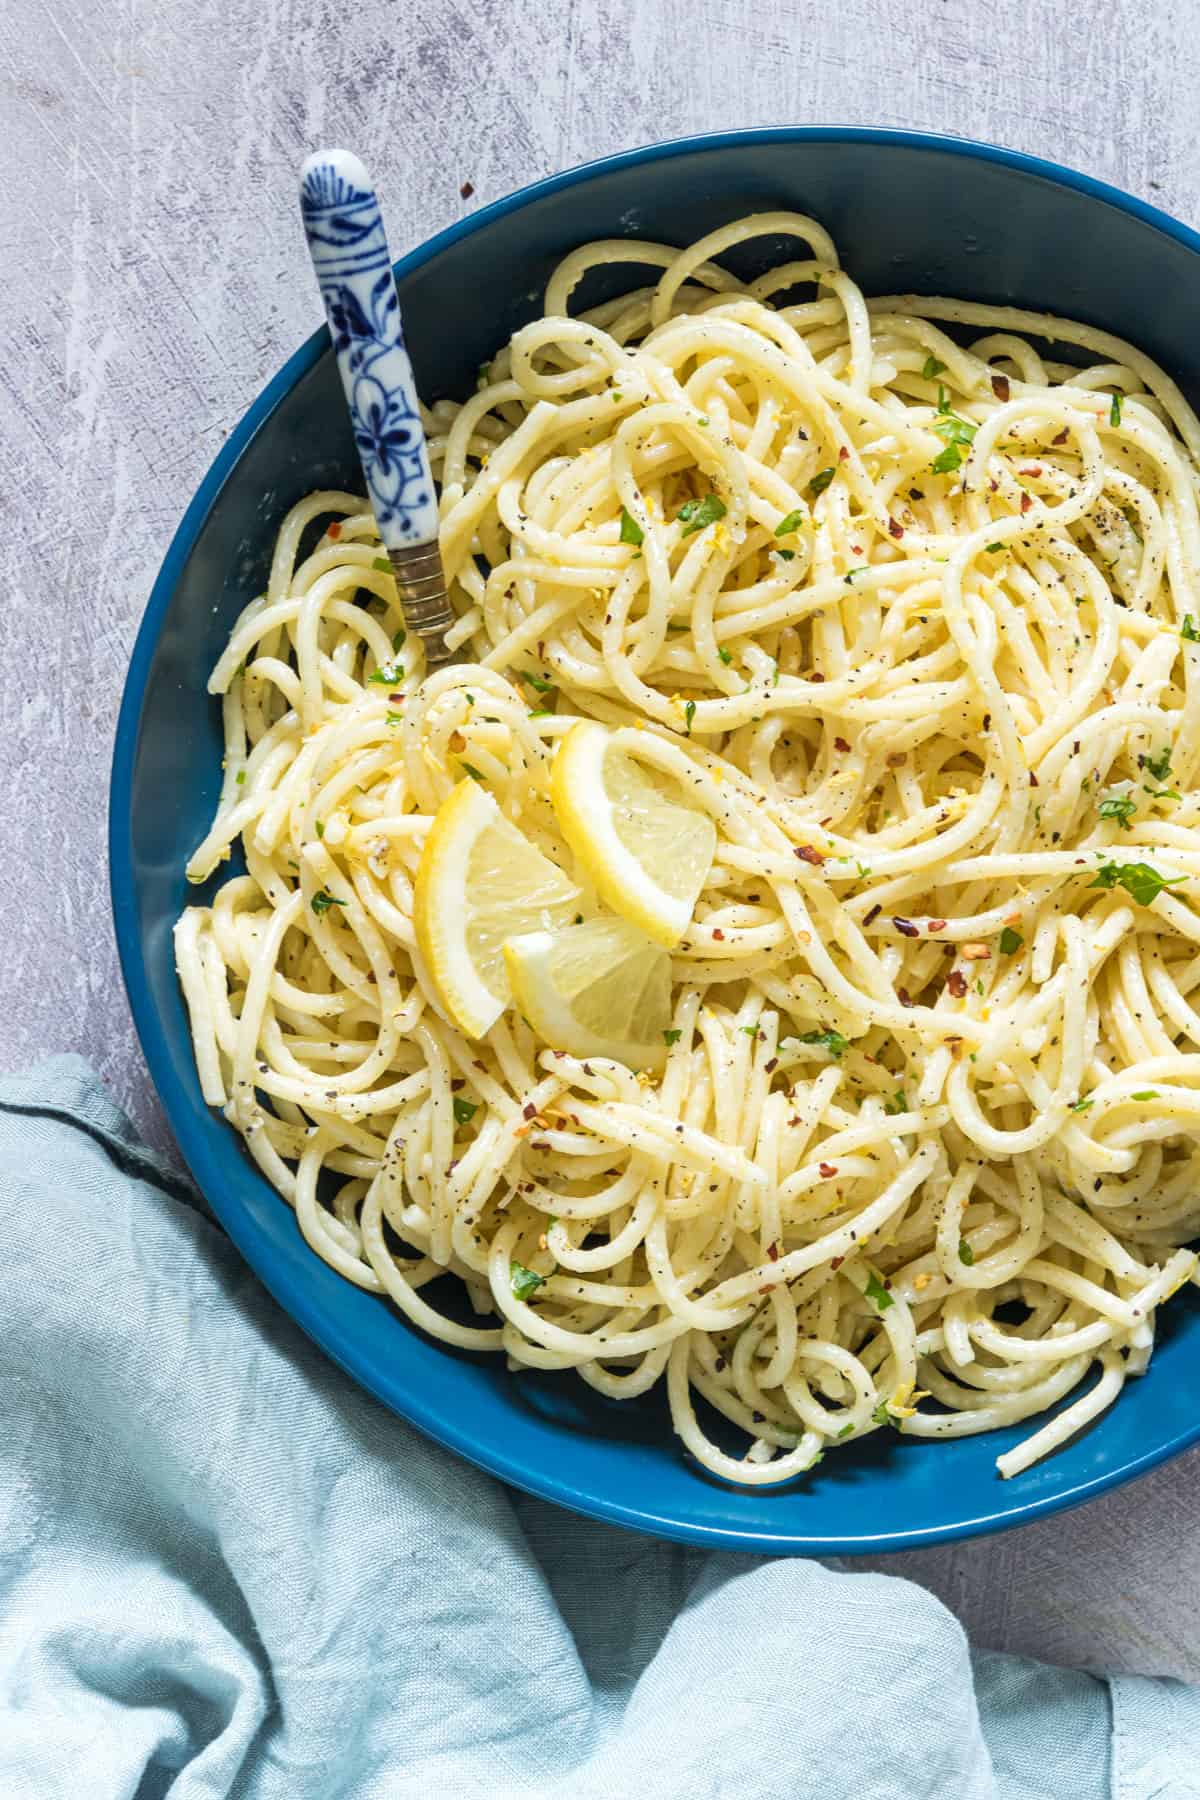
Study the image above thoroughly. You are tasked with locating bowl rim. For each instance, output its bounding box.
[110,124,1200,1554]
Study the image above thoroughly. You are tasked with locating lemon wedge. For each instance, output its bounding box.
[414,779,580,1038]
[550,721,716,947]
[550,720,719,950]
[503,918,672,1070]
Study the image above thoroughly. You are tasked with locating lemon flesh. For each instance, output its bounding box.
[503,918,672,1070]
[414,779,580,1038]
[550,722,716,947]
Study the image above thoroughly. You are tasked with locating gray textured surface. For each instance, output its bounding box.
[3,0,1199,1678]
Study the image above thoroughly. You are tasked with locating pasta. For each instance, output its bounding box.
[176,212,1200,1485]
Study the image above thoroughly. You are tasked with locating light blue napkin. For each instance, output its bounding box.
[1,1057,1198,1800]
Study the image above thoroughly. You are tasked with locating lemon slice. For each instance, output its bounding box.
[550,721,716,947]
[503,918,672,1070]
[414,779,580,1038]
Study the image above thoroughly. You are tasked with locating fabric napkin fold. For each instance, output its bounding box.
[1,1056,1197,1799]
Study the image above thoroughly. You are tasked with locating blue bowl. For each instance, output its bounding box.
[111,127,1200,1554]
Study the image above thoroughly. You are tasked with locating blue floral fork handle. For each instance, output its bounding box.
[299,148,456,666]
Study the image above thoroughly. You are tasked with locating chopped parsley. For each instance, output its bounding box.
[1070,1096,1095,1113]
[929,387,978,474]
[883,1090,908,1116]
[717,647,733,664]
[865,1272,894,1312]
[795,1027,849,1059]
[808,467,837,499]
[452,1097,479,1126]
[776,506,809,535]
[844,566,870,584]
[367,663,404,685]
[619,506,644,546]
[522,669,555,694]
[837,1422,855,1439]
[872,1400,894,1426]
[677,493,727,536]
[922,354,947,380]
[684,699,696,735]
[932,444,964,475]
[460,762,486,783]
[1089,860,1186,906]
[310,889,345,916]
[372,555,392,573]
[775,548,796,561]
[1143,746,1173,782]
[1183,616,1200,642]
[998,927,1023,955]
[984,541,1004,554]
[392,628,407,654]
[1098,792,1137,830]
[934,386,978,441]
[1109,392,1123,427]
[1130,1090,1159,1101]
[958,1240,975,1267]
[235,769,246,786]
[663,1028,683,1047]
[510,1261,546,1302]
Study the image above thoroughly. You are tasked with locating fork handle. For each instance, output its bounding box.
[299,148,455,664]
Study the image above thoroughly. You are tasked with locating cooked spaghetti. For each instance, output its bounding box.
[176,213,1200,1484]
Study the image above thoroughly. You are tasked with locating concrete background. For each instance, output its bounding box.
[4,0,1200,1677]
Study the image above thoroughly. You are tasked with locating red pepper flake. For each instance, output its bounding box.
[927,918,947,933]
[795,844,825,866]
[893,916,920,937]
[864,903,882,926]
[838,446,849,461]
[830,1255,845,1271]
[1020,493,1033,513]
[327,519,342,540]
[819,1161,838,1178]
[459,179,475,198]
[947,969,968,998]
[1019,466,1043,477]
[991,374,1011,401]
[811,671,825,683]
[834,736,851,753]
[888,517,904,539]
[897,986,914,1007]
[1052,426,1070,445]
[522,1102,537,1120]
[712,928,725,941]
[767,1242,780,1261]
[1029,770,1039,787]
